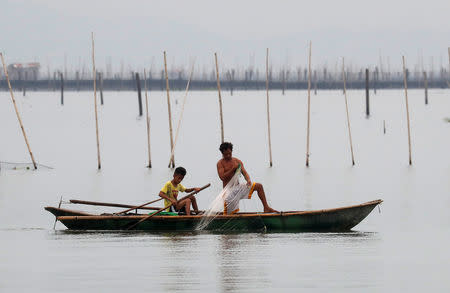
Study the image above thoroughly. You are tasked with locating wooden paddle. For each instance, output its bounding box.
[69,199,161,211]
[114,198,164,215]
[53,196,63,229]
[127,183,210,230]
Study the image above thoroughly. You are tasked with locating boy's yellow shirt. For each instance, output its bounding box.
[161,181,186,210]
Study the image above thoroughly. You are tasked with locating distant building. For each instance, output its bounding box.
[5,63,40,80]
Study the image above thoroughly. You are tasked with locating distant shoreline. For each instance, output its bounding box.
[0,79,448,92]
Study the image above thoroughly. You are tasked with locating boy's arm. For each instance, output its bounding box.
[159,191,177,205]
[185,187,200,193]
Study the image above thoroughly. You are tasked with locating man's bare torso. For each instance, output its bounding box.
[217,157,241,187]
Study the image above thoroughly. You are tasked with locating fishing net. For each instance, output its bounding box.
[0,161,53,170]
[196,165,266,232]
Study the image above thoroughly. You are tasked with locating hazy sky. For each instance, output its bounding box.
[1,0,449,73]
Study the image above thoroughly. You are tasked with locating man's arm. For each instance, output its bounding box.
[217,161,237,182]
[239,160,252,185]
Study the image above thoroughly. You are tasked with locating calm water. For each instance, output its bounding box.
[1,88,449,292]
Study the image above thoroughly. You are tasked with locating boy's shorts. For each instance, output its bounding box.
[170,205,187,214]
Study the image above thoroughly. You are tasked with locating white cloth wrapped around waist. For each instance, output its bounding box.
[223,182,256,214]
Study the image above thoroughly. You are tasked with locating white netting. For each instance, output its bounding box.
[196,165,253,230]
[0,161,53,170]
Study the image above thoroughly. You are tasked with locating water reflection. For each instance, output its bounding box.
[217,234,270,292]
[158,233,202,292]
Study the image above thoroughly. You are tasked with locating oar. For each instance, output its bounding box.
[114,197,164,215]
[70,199,162,211]
[53,196,63,230]
[127,183,210,230]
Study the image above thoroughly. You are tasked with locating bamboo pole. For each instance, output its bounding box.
[265,48,273,167]
[115,197,163,215]
[1,53,37,170]
[135,72,143,116]
[342,58,355,166]
[164,51,175,168]
[22,72,26,96]
[144,69,152,168]
[365,69,370,116]
[70,199,160,210]
[91,32,101,170]
[447,47,450,88]
[306,41,312,167]
[99,72,104,105]
[231,69,234,96]
[402,56,413,165]
[423,71,428,105]
[167,61,196,166]
[60,72,64,105]
[53,196,63,229]
[214,52,225,143]
[374,67,378,94]
[76,71,80,92]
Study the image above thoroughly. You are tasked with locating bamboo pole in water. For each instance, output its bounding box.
[402,56,413,166]
[306,41,312,167]
[342,58,355,166]
[60,72,64,105]
[22,72,26,96]
[99,72,104,105]
[164,51,175,168]
[167,61,196,167]
[447,47,450,88]
[91,32,101,170]
[135,72,143,116]
[0,53,38,170]
[313,70,317,95]
[265,48,273,167]
[365,69,370,116]
[423,71,428,105]
[76,71,80,92]
[214,52,225,143]
[144,69,152,168]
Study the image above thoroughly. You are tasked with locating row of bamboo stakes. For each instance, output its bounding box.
[1,41,449,170]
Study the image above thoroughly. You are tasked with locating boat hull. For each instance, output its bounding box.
[45,199,382,232]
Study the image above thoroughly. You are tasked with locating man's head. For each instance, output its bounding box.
[173,167,186,184]
[219,142,233,160]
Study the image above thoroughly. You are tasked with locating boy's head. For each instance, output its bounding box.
[219,142,233,160]
[173,167,187,184]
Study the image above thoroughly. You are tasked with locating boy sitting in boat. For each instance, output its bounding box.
[159,167,201,215]
[217,142,278,214]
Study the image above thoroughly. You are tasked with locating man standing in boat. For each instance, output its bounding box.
[217,142,278,214]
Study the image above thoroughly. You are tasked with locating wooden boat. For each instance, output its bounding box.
[45,199,382,232]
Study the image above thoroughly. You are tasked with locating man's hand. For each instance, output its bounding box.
[246,179,252,187]
[170,198,177,205]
